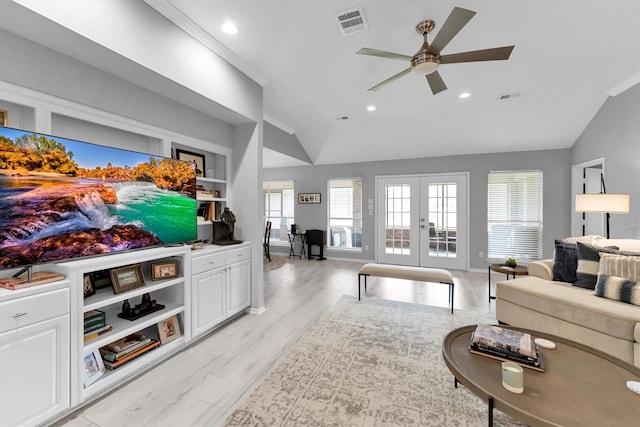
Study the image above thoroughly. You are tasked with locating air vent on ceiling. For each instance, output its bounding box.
[497,92,522,100]
[335,6,368,36]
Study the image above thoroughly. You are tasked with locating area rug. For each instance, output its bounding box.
[264,255,286,272]
[224,296,523,426]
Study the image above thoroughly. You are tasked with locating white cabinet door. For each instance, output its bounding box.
[226,259,251,317]
[0,314,69,427]
[192,266,226,337]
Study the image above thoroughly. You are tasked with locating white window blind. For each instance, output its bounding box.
[487,170,543,260]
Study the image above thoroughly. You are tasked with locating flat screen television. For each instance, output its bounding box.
[0,126,197,271]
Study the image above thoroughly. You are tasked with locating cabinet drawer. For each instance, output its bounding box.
[0,288,69,333]
[226,246,251,264]
[192,252,226,275]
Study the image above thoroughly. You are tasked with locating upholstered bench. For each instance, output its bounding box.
[358,263,455,313]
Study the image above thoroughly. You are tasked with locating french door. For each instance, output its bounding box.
[376,174,467,270]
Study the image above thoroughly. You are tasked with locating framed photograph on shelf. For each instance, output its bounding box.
[298,193,321,204]
[157,315,182,345]
[110,264,145,294]
[151,261,178,281]
[83,349,105,387]
[83,273,95,298]
[0,109,7,127]
[175,148,205,177]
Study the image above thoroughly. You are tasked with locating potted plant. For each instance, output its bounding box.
[505,258,517,268]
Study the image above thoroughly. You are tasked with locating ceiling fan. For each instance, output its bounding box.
[357,7,514,95]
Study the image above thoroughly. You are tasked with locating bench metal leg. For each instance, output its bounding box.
[358,273,368,301]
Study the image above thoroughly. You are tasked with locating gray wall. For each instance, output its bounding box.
[571,83,640,239]
[264,148,571,269]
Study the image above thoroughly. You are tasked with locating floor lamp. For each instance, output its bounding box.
[575,173,629,239]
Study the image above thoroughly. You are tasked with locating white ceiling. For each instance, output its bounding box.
[9,1,640,168]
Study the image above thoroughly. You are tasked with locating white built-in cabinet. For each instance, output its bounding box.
[191,242,251,338]
[0,286,70,427]
[0,242,252,426]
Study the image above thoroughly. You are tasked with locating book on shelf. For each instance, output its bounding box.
[102,333,152,355]
[84,325,113,342]
[469,324,544,371]
[197,201,222,221]
[102,339,160,370]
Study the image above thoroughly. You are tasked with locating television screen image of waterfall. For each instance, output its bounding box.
[0,127,197,270]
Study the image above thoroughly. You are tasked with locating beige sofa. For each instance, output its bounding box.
[496,238,640,367]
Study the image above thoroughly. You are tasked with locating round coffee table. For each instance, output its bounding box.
[442,325,640,426]
[488,263,528,301]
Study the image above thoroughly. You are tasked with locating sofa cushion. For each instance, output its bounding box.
[599,253,640,282]
[496,276,640,342]
[595,274,640,306]
[552,240,578,282]
[574,242,618,289]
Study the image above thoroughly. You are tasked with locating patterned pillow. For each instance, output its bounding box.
[552,240,578,283]
[599,253,640,283]
[594,274,640,306]
[574,242,619,289]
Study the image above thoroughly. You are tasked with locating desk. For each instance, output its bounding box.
[488,263,528,301]
[288,232,306,259]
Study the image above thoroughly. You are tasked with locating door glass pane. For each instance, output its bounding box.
[428,182,457,258]
[384,184,411,255]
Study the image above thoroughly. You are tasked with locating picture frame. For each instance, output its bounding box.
[110,264,145,294]
[175,148,205,177]
[151,261,178,281]
[0,109,6,127]
[157,315,182,345]
[83,349,105,387]
[298,193,321,204]
[83,273,96,298]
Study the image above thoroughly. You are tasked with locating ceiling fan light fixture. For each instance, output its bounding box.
[411,53,439,75]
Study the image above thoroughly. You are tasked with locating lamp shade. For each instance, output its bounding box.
[575,193,630,214]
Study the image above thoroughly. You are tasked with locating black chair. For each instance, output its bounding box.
[263,221,272,262]
[306,229,325,260]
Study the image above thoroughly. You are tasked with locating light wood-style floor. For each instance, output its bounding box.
[55,255,500,427]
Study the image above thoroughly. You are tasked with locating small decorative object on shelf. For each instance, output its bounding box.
[157,314,182,345]
[151,261,178,280]
[83,273,96,298]
[505,258,517,268]
[83,349,105,387]
[117,293,165,321]
[110,264,145,294]
[212,207,243,245]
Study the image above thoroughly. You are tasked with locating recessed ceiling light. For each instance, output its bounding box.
[366,105,376,111]
[221,21,239,35]
[459,92,471,99]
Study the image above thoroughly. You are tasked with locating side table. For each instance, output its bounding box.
[488,263,528,301]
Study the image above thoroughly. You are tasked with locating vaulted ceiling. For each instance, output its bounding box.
[7,1,640,168]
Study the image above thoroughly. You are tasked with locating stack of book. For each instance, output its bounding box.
[84,310,106,330]
[197,201,222,221]
[99,333,160,370]
[469,324,544,371]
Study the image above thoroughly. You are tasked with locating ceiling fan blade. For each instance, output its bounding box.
[426,7,476,55]
[357,48,412,62]
[440,46,514,64]
[367,67,412,91]
[426,71,447,95]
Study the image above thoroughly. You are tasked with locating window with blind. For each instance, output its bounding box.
[487,170,543,261]
[264,180,295,242]
[328,178,363,249]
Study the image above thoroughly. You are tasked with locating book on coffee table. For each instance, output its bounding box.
[469,324,544,371]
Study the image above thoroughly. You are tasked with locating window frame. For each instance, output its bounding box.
[327,177,363,250]
[263,180,295,244]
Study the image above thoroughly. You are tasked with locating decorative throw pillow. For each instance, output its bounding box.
[552,240,578,283]
[574,242,619,289]
[594,274,640,306]
[599,253,640,283]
